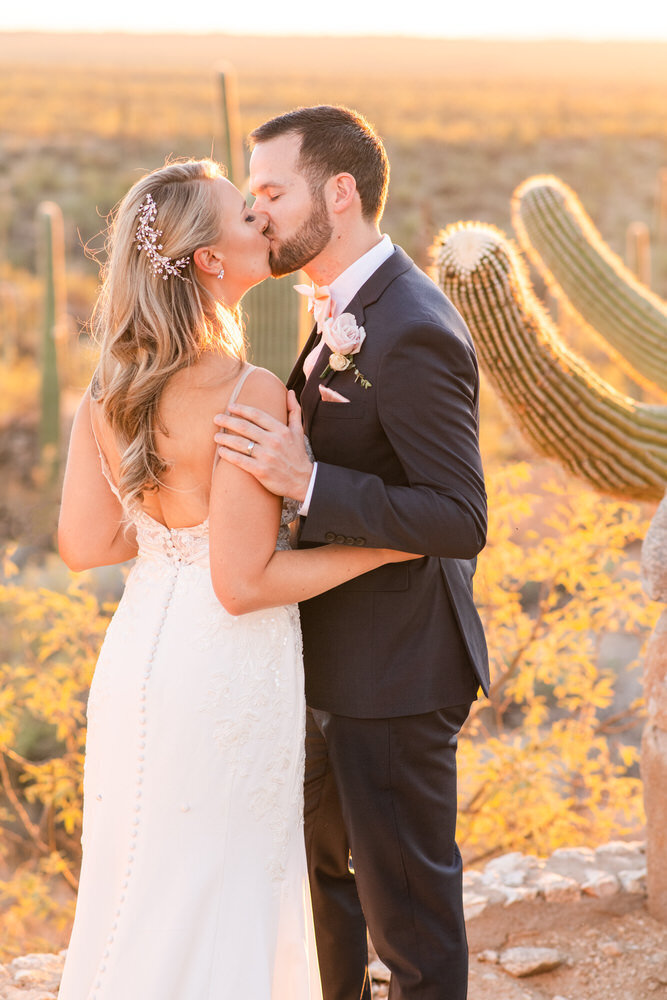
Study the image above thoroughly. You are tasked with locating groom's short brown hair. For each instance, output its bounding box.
[249,105,389,223]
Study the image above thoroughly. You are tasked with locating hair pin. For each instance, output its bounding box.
[135,193,190,282]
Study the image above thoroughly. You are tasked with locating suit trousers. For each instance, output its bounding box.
[304,701,473,1000]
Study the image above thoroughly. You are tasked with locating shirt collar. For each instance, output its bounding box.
[328,234,394,318]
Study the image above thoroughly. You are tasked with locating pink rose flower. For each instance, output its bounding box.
[321,313,366,356]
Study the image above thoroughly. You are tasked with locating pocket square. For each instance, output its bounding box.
[319,385,350,403]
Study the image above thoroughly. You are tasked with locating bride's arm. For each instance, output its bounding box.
[58,390,138,571]
[209,369,414,615]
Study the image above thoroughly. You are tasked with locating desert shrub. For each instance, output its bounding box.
[0,563,113,958]
[0,467,660,955]
[459,464,659,862]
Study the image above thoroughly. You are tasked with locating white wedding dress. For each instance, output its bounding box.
[58,367,322,1000]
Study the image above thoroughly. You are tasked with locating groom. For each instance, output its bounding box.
[215,105,488,1000]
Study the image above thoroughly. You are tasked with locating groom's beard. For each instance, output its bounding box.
[267,190,333,277]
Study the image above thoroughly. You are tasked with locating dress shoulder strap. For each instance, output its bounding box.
[212,363,256,478]
[227,363,256,407]
[90,406,123,503]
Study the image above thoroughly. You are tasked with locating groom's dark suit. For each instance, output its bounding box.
[287,246,488,1000]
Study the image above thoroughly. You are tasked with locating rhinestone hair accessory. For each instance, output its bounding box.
[135,193,190,281]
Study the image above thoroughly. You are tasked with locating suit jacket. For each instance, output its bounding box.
[287,246,489,718]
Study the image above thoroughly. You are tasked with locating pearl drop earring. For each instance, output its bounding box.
[217,267,225,280]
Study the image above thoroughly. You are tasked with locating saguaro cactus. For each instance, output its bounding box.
[511,175,667,396]
[433,222,667,502]
[433,194,667,922]
[217,62,244,187]
[37,201,65,478]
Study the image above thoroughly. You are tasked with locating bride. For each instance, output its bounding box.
[57,159,412,999]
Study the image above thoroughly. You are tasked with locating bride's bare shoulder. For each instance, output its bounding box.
[235,366,287,420]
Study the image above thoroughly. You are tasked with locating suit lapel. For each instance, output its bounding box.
[294,247,415,432]
[286,324,319,399]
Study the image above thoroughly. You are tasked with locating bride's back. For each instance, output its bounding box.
[91,351,246,530]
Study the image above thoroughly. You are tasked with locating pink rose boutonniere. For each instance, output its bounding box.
[320,313,372,388]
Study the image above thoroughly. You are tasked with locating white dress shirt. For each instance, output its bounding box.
[299,234,394,516]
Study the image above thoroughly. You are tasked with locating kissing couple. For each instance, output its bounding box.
[58,104,488,1000]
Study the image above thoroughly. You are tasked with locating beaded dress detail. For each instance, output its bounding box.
[59,366,321,1000]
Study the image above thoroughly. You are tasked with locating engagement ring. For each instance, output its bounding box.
[247,441,255,455]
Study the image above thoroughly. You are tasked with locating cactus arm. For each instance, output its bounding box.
[433,223,667,502]
[511,175,667,397]
[37,201,64,480]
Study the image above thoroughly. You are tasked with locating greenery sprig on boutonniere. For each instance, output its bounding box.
[319,313,372,389]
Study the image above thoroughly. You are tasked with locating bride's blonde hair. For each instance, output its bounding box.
[91,158,245,505]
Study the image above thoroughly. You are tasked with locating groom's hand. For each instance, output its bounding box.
[214,390,313,502]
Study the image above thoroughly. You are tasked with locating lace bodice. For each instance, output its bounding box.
[120,498,298,569]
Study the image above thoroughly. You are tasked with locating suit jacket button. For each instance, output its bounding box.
[334,534,346,544]
[345,536,355,545]
[355,537,365,546]
[325,531,336,542]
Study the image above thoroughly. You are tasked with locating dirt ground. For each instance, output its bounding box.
[466,894,667,1000]
[368,893,667,999]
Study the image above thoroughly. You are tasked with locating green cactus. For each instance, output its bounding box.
[37,201,64,477]
[432,222,667,502]
[217,63,244,187]
[511,175,667,397]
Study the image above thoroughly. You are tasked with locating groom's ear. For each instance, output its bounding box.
[328,173,358,215]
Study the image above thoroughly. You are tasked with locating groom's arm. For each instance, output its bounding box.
[214,320,486,560]
[300,321,487,560]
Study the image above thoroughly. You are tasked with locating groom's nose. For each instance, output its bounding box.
[255,212,270,233]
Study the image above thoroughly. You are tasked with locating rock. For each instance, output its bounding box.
[598,939,624,957]
[0,989,57,1000]
[477,950,499,964]
[482,852,524,878]
[8,954,64,971]
[12,969,61,991]
[0,953,65,1000]
[532,870,581,903]
[544,846,596,883]
[502,885,539,906]
[499,946,564,978]
[368,959,390,983]
[581,869,620,897]
[463,892,488,920]
[618,866,647,894]
[483,852,539,884]
[594,841,645,872]
[462,869,484,891]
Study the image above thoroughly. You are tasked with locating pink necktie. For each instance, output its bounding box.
[295,282,333,381]
[302,340,325,381]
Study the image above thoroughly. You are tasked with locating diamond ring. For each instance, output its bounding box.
[247,441,255,455]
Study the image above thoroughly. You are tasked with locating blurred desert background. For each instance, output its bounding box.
[1,30,666,965]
